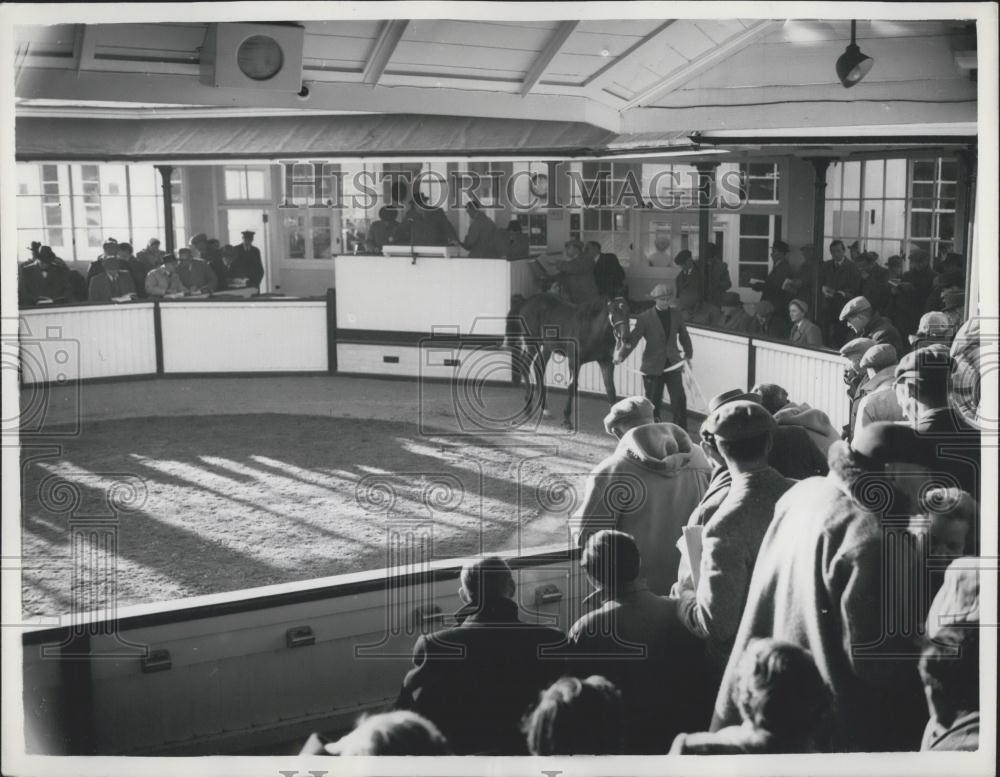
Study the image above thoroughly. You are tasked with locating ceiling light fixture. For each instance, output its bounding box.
[836,20,874,88]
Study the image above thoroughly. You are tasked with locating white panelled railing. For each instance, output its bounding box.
[19,303,156,384]
[752,339,850,430]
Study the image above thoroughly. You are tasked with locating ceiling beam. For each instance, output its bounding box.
[619,20,782,110]
[520,20,577,96]
[362,19,408,86]
[582,20,677,88]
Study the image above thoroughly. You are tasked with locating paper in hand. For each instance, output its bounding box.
[683,526,704,587]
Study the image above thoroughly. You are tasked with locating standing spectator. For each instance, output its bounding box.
[672,640,833,754]
[924,255,964,312]
[503,220,530,260]
[18,246,75,305]
[145,253,187,298]
[710,437,927,751]
[839,336,877,435]
[752,383,840,456]
[856,251,892,315]
[787,298,823,347]
[365,206,399,254]
[752,240,794,326]
[673,250,704,302]
[749,300,787,340]
[893,249,937,337]
[566,531,707,752]
[557,240,599,304]
[522,676,625,756]
[177,247,218,294]
[395,557,565,755]
[852,344,904,438]
[613,283,693,428]
[571,422,711,596]
[845,341,897,438]
[703,242,733,307]
[719,292,754,333]
[677,287,723,327]
[675,401,795,679]
[839,295,906,357]
[88,250,136,303]
[919,627,979,752]
[231,230,265,288]
[593,247,626,300]
[602,396,654,440]
[461,201,500,257]
[819,240,864,348]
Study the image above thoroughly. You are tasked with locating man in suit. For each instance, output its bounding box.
[231,230,265,288]
[395,556,564,755]
[177,247,217,294]
[613,283,693,430]
[591,242,626,300]
[819,240,864,348]
[674,249,704,303]
[839,295,906,357]
[88,251,136,302]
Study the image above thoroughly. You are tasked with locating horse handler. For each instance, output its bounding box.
[614,283,693,430]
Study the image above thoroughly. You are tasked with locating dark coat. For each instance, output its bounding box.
[567,581,710,753]
[396,597,565,755]
[619,306,693,374]
[18,261,75,305]
[87,271,136,303]
[231,244,264,287]
[861,314,906,358]
[593,252,626,298]
[704,257,733,307]
[769,425,829,480]
[675,263,704,301]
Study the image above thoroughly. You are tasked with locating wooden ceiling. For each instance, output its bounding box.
[12,17,979,137]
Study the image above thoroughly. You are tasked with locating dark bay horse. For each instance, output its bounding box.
[506,294,631,428]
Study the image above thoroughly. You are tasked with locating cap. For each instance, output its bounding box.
[851,421,927,465]
[649,283,672,299]
[721,292,741,307]
[241,229,256,236]
[859,343,898,371]
[916,311,952,336]
[702,400,776,442]
[839,296,872,321]
[706,388,761,414]
[894,344,953,382]
[788,298,809,315]
[926,557,979,639]
[772,240,789,252]
[839,337,876,358]
[603,396,654,435]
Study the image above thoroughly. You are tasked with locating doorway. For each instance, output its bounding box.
[222,208,270,292]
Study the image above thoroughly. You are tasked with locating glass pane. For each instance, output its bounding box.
[883,200,907,240]
[823,201,837,240]
[282,212,306,258]
[583,209,599,230]
[912,160,935,181]
[313,214,333,259]
[884,159,907,198]
[865,202,883,242]
[130,197,159,228]
[17,197,43,228]
[128,165,157,196]
[18,165,40,196]
[939,183,956,201]
[599,210,612,231]
[739,238,769,263]
[101,165,127,196]
[936,212,955,241]
[224,169,244,200]
[912,182,934,201]
[841,162,861,198]
[739,213,770,237]
[245,169,266,200]
[910,211,933,238]
[832,201,861,239]
[939,160,957,182]
[748,162,773,177]
[748,177,775,201]
[826,162,843,199]
[863,159,884,199]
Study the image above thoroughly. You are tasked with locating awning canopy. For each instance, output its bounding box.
[14,114,621,162]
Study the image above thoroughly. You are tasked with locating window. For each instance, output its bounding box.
[908,159,957,257]
[515,213,547,248]
[738,214,782,286]
[224,165,268,201]
[739,162,780,203]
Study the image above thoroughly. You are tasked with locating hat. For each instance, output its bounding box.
[603,396,655,435]
[241,229,256,237]
[839,337,876,358]
[851,421,927,465]
[755,300,774,317]
[926,558,979,639]
[721,292,741,307]
[649,283,673,299]
[894,343,953,382]
[706,388,761,414]
[859,343,898,371]
[788,298,809,315]
[102,239,118,250]
[941,288,965,310]
[839,296,872,321]
[702,400,776,442]
[916,311,952,337]
[772,240,789,252]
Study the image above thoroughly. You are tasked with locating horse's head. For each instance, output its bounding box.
[606,296,631,345]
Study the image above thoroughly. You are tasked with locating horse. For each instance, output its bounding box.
[505,293,631,429]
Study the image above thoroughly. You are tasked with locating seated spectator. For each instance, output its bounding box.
[594,249,626,300]
[602,396,654,439]
[719,292,753,333]
[572,422,711,595]
[136,238,165,266]
[128,240,164,299]
[395,556,565,755]
[522,676,625,756]
[919,627,979,752]
[177,247,217,293]
[908,488,977,564]
[908,310,955,348]
[188,232,210,259]
[750,300,787,339]
[87,250,136,303]
[86,239,119,283]
[567,531,708,752]
[672,639,833,754]
[675,402,795,679]
[839,295,906,357]
[752,383,840,455]
[301,710,451,756]
[18,246,76,305]
[787,298,823,347]
[145,253,187,298]
[851,344,903,438]
[678,287,723,327]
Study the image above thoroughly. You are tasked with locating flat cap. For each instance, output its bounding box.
[603,396,654,435]
[839,337,876,358]
[703,399,776,442]
[839,295,872,321]
[860,343,898,371]
[894,343,953,381]
[788,298,809,315]
[649,283,672,299]
[916,311,952,336]
[721,291,742,307]
[707,388,760,414]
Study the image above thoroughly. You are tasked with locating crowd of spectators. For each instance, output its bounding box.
[18,231,265,306]
[300,331,980,757]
